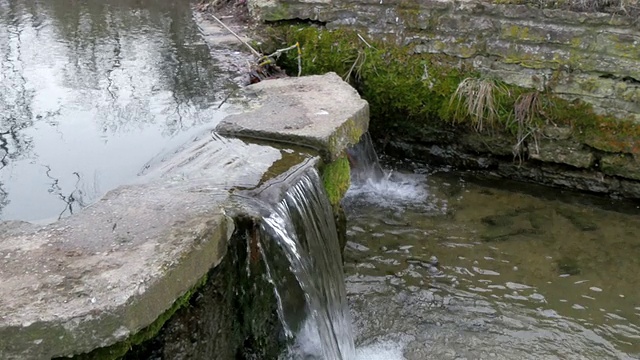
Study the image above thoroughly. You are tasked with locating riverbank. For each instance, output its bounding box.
[223,0,640,199]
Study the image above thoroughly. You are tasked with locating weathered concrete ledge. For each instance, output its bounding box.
[217,72,370,162]
[0,185,234,359]
[0,73,369,359]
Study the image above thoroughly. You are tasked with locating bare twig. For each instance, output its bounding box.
[210,14,261,58]
[211,14,302,76]
[261,43,299,63]
[297,42,302,77]
[260,42,302,76]
[357,33,373,49]
[343,50,366,81]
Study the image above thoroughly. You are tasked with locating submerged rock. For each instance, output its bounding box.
[557,256,581,276]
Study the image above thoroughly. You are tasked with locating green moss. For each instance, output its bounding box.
[320,157,351,208]
[262,26,468,140]
[70,274,209,360]
[557,256,581,275]
[327,117,367,159]
[545,96,640,154]
[262,25,640,157]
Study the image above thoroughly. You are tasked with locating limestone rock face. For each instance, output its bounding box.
[248,0,640,122]
[601,154,640,181]
[530,139,595,169]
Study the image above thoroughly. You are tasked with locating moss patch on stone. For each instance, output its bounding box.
[262,25,640,159]
[320,156,351,208]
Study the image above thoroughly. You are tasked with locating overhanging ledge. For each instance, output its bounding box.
[0,184,234,360]
[216,72,370,162]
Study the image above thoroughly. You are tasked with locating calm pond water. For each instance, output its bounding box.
[343,160,640,359]
[0,0,229,223]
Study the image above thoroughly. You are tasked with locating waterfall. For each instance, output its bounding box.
[252,165,356,360]
[345,133,431,210]
[346,132,386,184]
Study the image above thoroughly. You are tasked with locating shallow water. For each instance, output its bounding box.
[343,162,640,360]
[0,0,231,222]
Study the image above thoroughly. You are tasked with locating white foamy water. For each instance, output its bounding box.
[349,171,428,202]
[346,170,446,214]
[345,133,445,213]
[355,341,406,360]
[283,319,407,360]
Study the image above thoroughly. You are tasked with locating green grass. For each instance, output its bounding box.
[262,25,640,156]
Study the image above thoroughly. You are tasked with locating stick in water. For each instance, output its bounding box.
[210,14,262,58]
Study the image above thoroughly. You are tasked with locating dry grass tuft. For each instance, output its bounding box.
[450,78,509,132]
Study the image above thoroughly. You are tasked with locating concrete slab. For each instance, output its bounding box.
[216,72,370,161]
[0,31,370,358]
[0,133,316,359]
[0,184,232,359]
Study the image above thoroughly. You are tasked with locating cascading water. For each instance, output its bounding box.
[250,164,356,360]
[345,133,436,212]
[238,134,431,360]
[346,132,386,184]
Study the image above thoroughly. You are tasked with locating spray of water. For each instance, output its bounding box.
[345,133,440,213]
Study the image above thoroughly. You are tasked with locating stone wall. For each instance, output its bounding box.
[247,0,640,198]
[251,0,640,122]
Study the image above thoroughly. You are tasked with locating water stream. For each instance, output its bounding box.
[230,157,357,359]
[3,1,640,358]
[257,166,355,360]
[342,135,640,360]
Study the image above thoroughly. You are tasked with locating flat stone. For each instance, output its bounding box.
[216,72,370,161]
[542,126,572,140]
[0,183,233,360]
[600,153,640,181]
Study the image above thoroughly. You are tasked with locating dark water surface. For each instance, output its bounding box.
[0,0,227,222]
[344,163,640,359]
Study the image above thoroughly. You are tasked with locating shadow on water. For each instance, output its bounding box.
[343,137,640,360]
[0,0,229,222]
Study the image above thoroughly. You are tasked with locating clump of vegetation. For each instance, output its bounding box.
[512,91,546,159]
[557,256,581,275]
[261,25,640,157]
[449,77,510,132]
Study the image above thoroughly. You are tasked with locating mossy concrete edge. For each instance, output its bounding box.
[216,72,370,163]
[0,186,235,360]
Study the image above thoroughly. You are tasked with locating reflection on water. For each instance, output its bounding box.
[0,0,227,222]
[344,166,640,360]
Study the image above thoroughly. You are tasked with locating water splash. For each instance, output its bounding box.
[256,166,356,360]
[345,133,441,213]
